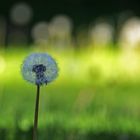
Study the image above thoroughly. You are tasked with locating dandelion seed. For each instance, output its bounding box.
[21,53,58,85]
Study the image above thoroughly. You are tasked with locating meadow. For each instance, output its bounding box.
[0,46,140,140]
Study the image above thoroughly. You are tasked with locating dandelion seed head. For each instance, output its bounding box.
[21,53,58,85]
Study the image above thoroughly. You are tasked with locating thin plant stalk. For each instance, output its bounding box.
[33,84,40,140]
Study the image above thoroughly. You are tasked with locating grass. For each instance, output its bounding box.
[1,47,140,139]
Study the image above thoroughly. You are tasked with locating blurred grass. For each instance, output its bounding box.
[1,47,140,139]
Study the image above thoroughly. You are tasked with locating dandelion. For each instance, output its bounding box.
[21,53,58,140]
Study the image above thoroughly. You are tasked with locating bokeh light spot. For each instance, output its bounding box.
[10,2,33,25]
[31,22,48,44]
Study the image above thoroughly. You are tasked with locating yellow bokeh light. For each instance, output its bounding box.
[0,56,6,74]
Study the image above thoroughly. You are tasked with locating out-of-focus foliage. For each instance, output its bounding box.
[0,47,140,139]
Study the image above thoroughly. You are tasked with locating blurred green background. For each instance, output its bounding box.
[1,0,140,140]
[1,47,140,140]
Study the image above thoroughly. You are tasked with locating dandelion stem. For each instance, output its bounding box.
[33,84,40,140]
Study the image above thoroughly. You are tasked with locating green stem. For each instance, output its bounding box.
[33,85,40,140]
